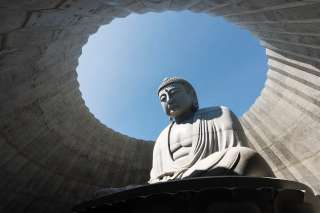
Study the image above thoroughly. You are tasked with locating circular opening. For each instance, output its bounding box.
[77,11,267,141]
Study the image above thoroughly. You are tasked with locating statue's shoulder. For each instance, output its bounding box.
[196,106,238,130]
[197,105,228,113]
[196,106,233,119]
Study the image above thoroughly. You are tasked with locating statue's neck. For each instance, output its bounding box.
[174,110,195,124]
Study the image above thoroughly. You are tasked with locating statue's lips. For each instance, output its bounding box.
[168,106,180,116]
[168,107,180,113]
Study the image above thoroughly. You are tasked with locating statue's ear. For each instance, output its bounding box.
[193,101,198,111]
[192,91,198,110]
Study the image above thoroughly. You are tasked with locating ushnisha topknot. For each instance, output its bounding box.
[158,77,199,111]
[158,77,193,95]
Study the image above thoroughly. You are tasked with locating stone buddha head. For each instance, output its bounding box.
[158,77,198,122]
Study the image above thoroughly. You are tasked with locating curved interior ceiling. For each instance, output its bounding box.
[1,1,320,212]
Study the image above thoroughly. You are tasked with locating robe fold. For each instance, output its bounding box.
[149,106,248,183]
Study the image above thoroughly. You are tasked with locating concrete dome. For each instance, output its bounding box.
[0,0,319,212]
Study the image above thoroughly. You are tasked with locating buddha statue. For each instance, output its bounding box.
[149,77,274,183]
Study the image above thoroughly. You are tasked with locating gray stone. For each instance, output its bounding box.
[123,1,150,14]
[0,0,320,212]
[169,0,202,11]
[139,0,171,12]
[150,77,274,183]
[0,0,62,10]
[0,9,28,34]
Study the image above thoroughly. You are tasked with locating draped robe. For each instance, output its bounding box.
[149,106,248,183]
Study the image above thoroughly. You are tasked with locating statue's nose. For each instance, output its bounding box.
[167,96,174,104]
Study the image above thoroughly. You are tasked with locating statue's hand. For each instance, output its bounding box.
[182,150,228,178]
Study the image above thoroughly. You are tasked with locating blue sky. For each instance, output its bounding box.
[77,11,267,141]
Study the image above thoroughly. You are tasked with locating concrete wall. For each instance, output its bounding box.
[0,0,319,212]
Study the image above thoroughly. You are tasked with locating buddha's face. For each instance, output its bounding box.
[159,82,194,119]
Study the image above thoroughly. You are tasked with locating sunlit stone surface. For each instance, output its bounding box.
[150,77,274,182]
[1,0,320,212]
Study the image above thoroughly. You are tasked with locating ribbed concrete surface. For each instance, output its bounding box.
[0,0,319,212]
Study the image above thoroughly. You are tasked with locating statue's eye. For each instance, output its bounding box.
[169,89,179,95]
[160,95,166,102]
